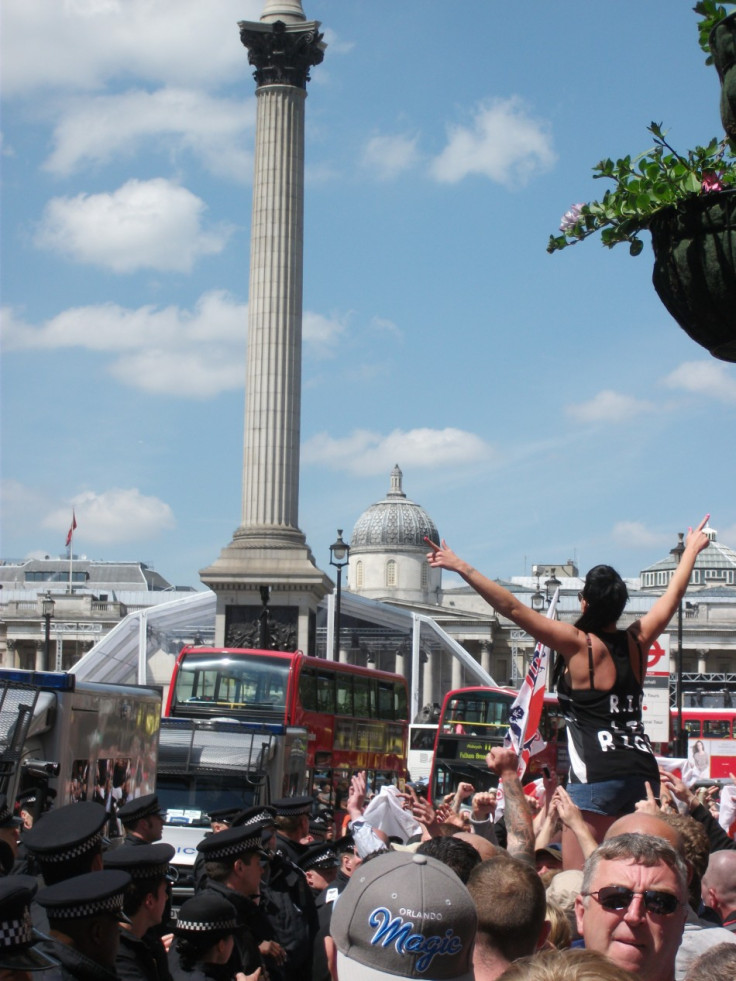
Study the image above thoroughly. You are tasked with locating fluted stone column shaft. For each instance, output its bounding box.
[239,84,305,540]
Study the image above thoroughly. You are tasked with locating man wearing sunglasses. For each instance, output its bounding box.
[575,833,688,981]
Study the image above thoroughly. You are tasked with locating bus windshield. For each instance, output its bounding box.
[170,652,290,718]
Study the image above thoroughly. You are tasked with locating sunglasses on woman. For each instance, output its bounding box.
[584,885,681,915]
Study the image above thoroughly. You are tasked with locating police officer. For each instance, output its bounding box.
[104,842,176,981]
[195,819,281,981]
[36,869,131,981]
[0,875,58,974]
[117,794,166,846]
[263,798,318,981]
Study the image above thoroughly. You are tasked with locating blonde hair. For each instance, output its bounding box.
[542,901,571,951]
[498,948,637,981]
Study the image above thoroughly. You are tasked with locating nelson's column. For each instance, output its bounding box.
[200,1,330,653]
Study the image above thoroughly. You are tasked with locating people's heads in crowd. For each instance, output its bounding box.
[605,811,684,857]
[297,841,340,892]
[575,833,688,981]
[655,810,711,910]
[467,855,549,976]
[452,831,498,862]
[271,796,313,841]
[0,875,58,976]
[117,793,166,843]
[701,850,736,923]
[416,835,482,884]
[36,869,131,971]
[23,801,107,884]
[174,893,241,973]
[683,941,736,981]
[330,851,477,980]
[542,901,572,951]
[103,841,176,929]
[546,869,584,943]
[497,948,638,981]
[206,806,241,834]
[535,844,563,877]
[196,821,270,898]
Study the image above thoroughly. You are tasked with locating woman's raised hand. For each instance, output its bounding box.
[685,514,711,556]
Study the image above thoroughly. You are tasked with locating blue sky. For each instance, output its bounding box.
[2,0,735,591]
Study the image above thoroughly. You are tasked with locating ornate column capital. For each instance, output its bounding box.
[239,19,325,89]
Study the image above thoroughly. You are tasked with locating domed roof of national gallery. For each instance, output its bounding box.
[640,526,736,588]
[350,465,439,552]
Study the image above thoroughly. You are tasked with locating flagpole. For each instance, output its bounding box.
[66,510,76,595]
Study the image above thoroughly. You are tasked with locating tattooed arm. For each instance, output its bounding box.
[486,747,534,865]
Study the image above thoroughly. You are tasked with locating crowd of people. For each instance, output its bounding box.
[0,514,734,980]
[0,752,735,981]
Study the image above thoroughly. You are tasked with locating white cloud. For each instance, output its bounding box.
[34,178,232,273]
[42,488,175,545]
[3,292,344,397]
[1,0,262,96]
[429,97,556,187]
[663,360,736,403]
[610,521,672,549]
[360,133,420,181]
[565,390,655,424]
[44,88,255,181]
[303,311,347,356]
[302,427,494,476]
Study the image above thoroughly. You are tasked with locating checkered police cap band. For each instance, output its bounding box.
[202,833,262,861]
[0,909,34,948]
[44,892,124,920]
[125,862,171,881]
[32,829,103,863]
[176,916,239,933]
[240,810,275,827]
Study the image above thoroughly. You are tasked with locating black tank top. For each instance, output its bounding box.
[557,629,658,784]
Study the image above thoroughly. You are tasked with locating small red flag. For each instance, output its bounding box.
[65,511,77,547]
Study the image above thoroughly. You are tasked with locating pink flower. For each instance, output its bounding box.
[701,171,724,193]
[559,203,585,232]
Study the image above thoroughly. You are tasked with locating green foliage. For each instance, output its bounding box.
[547,130,736,255]
[694,1,735,63]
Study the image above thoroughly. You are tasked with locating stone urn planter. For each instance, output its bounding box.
[650,188,736,362]
[710,12,736,140]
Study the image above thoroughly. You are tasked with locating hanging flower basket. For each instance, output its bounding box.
[650,188,736,362]
[709,12,736,139]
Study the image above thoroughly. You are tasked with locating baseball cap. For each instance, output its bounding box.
[330,851,477,981]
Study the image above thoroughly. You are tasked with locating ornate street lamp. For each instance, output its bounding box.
[329,530,350,660]
[531,566,545,611]
[545,568,562,603]
[670,532,687,757]
[42,591,55,672]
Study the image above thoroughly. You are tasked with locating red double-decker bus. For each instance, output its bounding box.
[165,647,409,797]
[428,685,568,803]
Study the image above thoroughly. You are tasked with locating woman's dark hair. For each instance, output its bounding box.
[551,565,628,689]
[575,565,628,632]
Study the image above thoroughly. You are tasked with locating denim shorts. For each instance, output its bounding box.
[566,777,660,816]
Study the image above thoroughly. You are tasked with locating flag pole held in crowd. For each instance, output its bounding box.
[505,587,560,779]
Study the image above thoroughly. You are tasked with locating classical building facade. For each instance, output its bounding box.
[0,556,193,671]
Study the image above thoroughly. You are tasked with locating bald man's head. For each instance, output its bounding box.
[453,831,498,862]
[605,812,684,855]
[702,849,736,919]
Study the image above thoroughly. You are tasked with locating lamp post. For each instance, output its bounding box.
[670,532,687,757]
[41,592,55,672]
[545,568,562,604]
[329,530,350,660]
